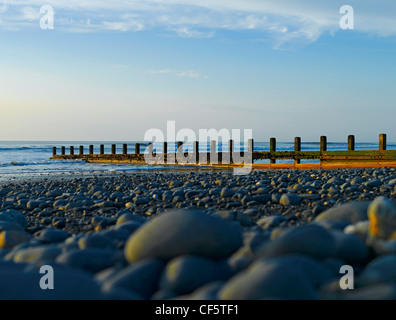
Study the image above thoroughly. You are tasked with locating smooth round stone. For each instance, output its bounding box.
[312,220,350,231]
[0,221,24,232]
[358,255,396,286]
[214,210,236,221]
[344,221,370,241]
[56,248,119,273]
[255,187,270,194]
[116,213,146,225]
[209,188,221,196]
[13,245,62,263]
[219,256,322,300]
[364,179,382,189]
[26,200,43,210]
[124,210,243,263]
[0,209,28,229]
[300,194,321,201]
[78,234,116,250]
[256,224,336,260]
[0,261,104,300]
[103,259,164,299]
[257,216,285,230]
[35,228,70,244]
[134,197,150,205]
[367,196,396,240]
[220,188,234,197]
[279,193,301,206]
[160,255,231,295]
[330,230,369,263]
[251,194,271,204]
[315,201,370,224]
[271,194,281,204]
[52,218,66,229]
[243,231,269,253]
[176,281,225,300]
[0,230,32,249]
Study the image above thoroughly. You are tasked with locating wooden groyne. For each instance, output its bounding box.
[51,134,396,170]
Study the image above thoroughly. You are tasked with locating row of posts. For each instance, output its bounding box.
[53,143,141,156]
[52,140,254,156]
[52,134,388,164]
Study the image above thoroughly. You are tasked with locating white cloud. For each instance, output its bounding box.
[171,27,214,39]
[1,0,396,45]
[148,69,207,79]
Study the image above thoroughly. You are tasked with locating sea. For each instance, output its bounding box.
[0,141,394,175]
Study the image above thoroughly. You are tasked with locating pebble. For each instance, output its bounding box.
[0,209,28,229]
[331,230,369,263]
[256,224,336,260]
[367,196,396,240]
[315,201,370,224]
[12,245,62,263]
[124,210,243,262]
[159,255,231,295]
[102,259,164,299]
[0,230,32,249]
[78,234,116,250]
[358,254,396,286]
[56,248,120,273]
[219,255,330,300]
[34,228,70,244]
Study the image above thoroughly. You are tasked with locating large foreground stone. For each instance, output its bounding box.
[315,201,370,224]
[124,210,243,263]
[256,224,336,260]
[219,255,331,300]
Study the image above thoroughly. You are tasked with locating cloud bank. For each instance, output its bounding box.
[1,0,396,46]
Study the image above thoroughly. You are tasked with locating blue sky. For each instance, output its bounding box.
[0,0,395,143]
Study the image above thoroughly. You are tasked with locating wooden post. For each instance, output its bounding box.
[228,140,234,164]
[89,145,94,155]
[61,146,65,156]
[294,137,301,165]
[193,141,199,164]
[320,136,327,152]
[348,135,355,151]
[228,140,234,153]
[248,139,254,153]
[123,144,127,155]
[135,143,140,155]
[270,138,276,164]
[52,147,57,156]
[379,134,387,151]
[70,146,74,155]
[177,141,183,153]
[210,140,217,164]
[79,146,84,155]
[100,144,104,155]
[112,144,116,155]
[163,142,168,163]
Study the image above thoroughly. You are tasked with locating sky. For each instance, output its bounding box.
[0,0,395,143]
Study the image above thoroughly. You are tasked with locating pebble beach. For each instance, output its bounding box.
[0,167,396,300]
